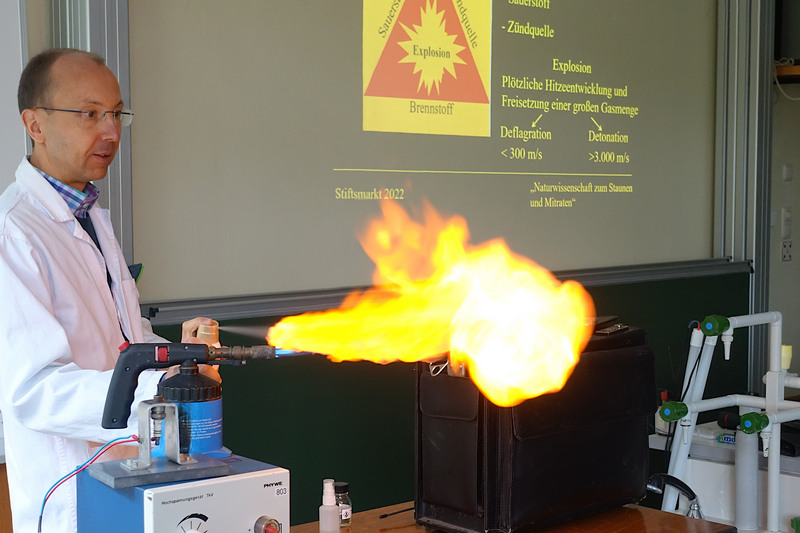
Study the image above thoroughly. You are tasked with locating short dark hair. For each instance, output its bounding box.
[17,48,106,113]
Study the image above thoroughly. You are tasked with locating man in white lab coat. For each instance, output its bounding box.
[0,48,217,533]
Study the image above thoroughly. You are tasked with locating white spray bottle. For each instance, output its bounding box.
[319,478,340,533]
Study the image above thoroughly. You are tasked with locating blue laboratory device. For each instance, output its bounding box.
[77,455,289,533]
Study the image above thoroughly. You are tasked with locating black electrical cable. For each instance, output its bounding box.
[680,331,705,403]
[378,507,413,519]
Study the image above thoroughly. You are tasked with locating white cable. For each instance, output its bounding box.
[774,58,800,102]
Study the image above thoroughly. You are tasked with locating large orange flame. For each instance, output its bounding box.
[267,199,595,406]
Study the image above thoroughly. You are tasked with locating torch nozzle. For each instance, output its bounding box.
[209,345,277,360]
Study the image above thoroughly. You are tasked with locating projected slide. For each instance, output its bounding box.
[364,0,492,136]
[131,0,717,301]
[360,0,640,211]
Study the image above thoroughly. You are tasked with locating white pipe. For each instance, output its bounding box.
[770,407,800,424]
[727,312,784,532]
[662,335,717,511]
[769,319,783,374]
[662,312,791,529]
[736,407,760,532]
[722,312,782,375]
[726,311,783,330]
[764,373,800,390]
[767,422,782,532]
[684,395,800,414]
[767,319,784,533]
[684,394,764,413]
[685,335,718,404]
[677,394,800,532]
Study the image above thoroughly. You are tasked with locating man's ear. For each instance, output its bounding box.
[20,109,45,145]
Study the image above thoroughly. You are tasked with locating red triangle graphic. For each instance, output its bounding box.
[365,0,488,103]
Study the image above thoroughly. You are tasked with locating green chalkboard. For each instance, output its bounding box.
[154,270,750,525]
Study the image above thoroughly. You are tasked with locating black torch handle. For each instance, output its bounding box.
[102,343,213,429]
[101,343,278,429]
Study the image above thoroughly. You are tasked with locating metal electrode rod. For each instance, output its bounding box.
[209,345,277,360]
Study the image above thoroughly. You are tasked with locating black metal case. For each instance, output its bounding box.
[415,328,656,532]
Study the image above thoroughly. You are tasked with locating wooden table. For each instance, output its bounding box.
[0,464,11,533]
[292,501,737,533]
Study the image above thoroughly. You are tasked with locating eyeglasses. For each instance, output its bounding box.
[35,107,134,127]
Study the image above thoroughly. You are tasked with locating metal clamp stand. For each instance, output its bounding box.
[124,395,197,471]
[87,395,230,489]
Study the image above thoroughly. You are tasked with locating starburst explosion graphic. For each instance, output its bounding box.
[398,0,466,95]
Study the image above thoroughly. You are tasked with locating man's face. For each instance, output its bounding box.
[28,55,124,191]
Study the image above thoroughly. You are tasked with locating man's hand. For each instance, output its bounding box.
[162,317,222,382]
[181,316,218,343]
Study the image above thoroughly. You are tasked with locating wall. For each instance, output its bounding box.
[769,80,800,395]
[24,0,50,59]
[0,1,23,527]
[127,0,718,304]
[0,0,26,190]
[0,0,52,190]
[0,1,49,528]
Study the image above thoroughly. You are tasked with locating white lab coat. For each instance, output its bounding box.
[0,158,166,533]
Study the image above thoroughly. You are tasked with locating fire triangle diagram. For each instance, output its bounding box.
[363,0,492,137]
[366,0,488,102]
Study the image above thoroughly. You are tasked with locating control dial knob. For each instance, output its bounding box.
[176,513,209,533]
[254,516,282,533]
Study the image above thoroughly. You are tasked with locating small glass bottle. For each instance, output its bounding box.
[334,481,352,526]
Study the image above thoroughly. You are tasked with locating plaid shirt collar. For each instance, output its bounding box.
[31,162,100,218]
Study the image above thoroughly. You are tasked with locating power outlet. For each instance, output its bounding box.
[782,240,793,262]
